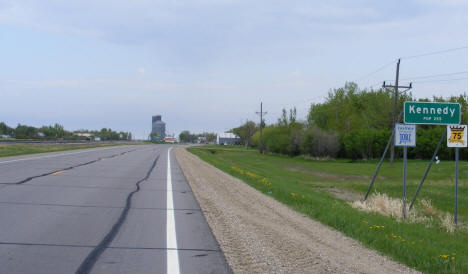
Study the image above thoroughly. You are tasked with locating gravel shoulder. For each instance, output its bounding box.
[174,147,419,274]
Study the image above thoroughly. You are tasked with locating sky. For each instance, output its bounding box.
[1,0,468,139]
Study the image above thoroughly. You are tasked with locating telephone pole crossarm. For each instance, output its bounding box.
[382,83,413,90]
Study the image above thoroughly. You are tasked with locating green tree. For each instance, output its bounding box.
[179,130,196,143]
[307,82,411,134]
[15,124,37,139]
[0,122,15,136]
[232,121,257,147]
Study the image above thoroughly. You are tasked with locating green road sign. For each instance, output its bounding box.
[404,102,461,125]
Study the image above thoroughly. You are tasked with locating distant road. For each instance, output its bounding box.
[0,145,230,273]
[0,140,134,145]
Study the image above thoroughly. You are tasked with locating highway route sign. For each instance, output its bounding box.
[395,123,416,147]
[447,125,467,148]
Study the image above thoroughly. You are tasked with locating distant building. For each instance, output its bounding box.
[74,132,95,141]
[164,137,177,143]
[151,115,166,140]
[75,133,93,138]
[217,132,240,145]
[197,136,206,144]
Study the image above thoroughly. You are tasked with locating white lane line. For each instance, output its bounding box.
[0,146,127,165]
[166,147,180,274]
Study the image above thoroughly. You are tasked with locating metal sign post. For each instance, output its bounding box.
[447,125,467,225]
[395,123,417,219]
[409,131,446,210]
[403,146,408,219]
[455,148,459,225]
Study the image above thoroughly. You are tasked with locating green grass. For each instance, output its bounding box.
[0,143,135,158]
[188,146,468,273]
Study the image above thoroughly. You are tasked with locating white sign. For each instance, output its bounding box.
[447,125,467,148]
[395,123,416,147]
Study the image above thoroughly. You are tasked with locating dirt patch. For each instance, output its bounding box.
[175,147,418,274]
[285,166,382,181]
[315,187,363,202]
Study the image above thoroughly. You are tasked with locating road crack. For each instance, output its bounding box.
[75,154,160,274]
[7,149,137,185]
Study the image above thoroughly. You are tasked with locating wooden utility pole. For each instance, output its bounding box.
[383,59,412,166]
[256,102,267,153]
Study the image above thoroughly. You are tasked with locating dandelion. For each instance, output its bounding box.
[231,166,245,175]
[246,171,260,179]
[258,178,271,187]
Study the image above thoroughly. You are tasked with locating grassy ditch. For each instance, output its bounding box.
[188,146,468,273]
[0,143,135,158]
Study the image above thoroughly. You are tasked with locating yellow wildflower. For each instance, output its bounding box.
[246,171,260,179]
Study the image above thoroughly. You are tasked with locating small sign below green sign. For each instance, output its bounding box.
[404,102,461,125]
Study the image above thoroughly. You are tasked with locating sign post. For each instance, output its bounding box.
[447,125,467,225]
[395,123,416,219]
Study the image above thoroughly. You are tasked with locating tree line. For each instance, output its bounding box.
[0,122,132,141]
[232,82,468,160]
[178,130,216,143]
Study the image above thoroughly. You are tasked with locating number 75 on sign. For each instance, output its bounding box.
[447,125,468,148]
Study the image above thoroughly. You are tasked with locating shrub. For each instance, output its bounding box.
[342,129,391,160]
[262,126,290,155]
[302,127,340,158]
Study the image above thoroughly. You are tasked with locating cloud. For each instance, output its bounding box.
[2,0,468,138]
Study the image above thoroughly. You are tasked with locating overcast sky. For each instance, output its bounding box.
[1,1,468,139]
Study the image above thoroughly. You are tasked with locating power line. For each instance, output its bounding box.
[400,71,468,81]
[413,76,468,84]
[401,45,468,60]
[354,59,397,81]
[357,45,468,86]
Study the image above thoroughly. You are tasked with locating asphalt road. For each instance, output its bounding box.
[0,145,231,274]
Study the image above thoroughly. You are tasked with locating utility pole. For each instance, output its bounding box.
[256,102,267,154]
[383,59,412,166]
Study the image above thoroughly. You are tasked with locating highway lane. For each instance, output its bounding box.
[0,145,231,273]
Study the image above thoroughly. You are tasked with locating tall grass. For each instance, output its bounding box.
[0,143,123,158]
[189,146,468,273]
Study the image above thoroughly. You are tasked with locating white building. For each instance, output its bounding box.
[217,132,240,145]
